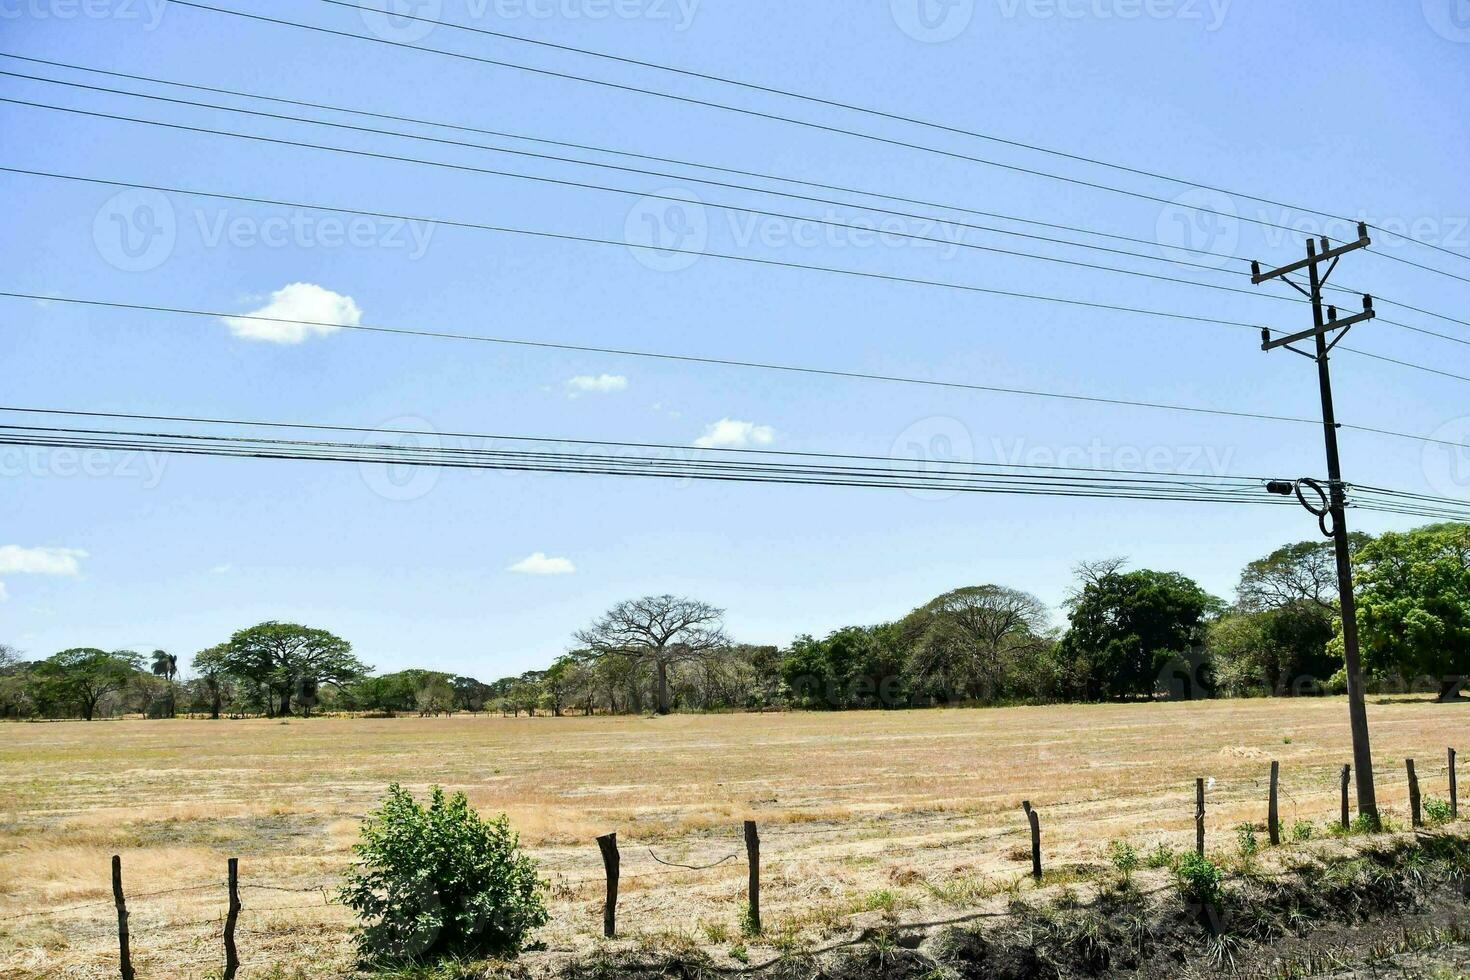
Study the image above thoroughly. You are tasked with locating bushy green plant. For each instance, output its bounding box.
[1235,823,1258,858]
[1424,797,1454,825]
[1291,820,1314,842]
[1145,842,1176,869]
[1174,852,1224,908]
[1106,840,1139,882]
[340,784,546,964]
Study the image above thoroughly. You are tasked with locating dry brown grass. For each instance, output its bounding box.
[1,696,1466,977]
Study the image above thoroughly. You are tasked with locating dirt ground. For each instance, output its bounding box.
[2,696,1467,978]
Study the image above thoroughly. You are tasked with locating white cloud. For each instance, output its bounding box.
[566,374,628,396]
[507,552,576,576]
[211,564,234,575]
[0,546,86,600]
[0,546,87,577]
[222,282,362,344]
[694,419,775,449]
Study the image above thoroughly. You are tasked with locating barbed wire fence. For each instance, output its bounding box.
[2,747,1461,977]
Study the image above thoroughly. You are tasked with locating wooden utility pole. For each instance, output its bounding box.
[1252,224,1379,828]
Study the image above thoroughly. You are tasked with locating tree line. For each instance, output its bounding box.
[2,521,1466,721]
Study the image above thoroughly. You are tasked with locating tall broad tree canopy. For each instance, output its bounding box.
[1059,565,1216,700]
[1349,522,1470,696]
[902,585,1050,702]
[576,595,726,715]
[224,621,367,715]
[32,647,141,720]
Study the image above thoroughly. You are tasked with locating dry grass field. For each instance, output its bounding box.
[2,696,1468,978]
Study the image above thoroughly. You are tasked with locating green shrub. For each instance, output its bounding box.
[1174,852,1224,908]
[340,784,546,964]
[1145,842,1176,870]
[1291,820,1314,842]
[1106,840,1139,881]
[1424,797,1454,825]
[1235,823,1258,858]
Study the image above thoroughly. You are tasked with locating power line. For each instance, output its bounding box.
[306,0,1449,271]
[0,163,1268,332]
[0,407,1280,483]
[156,0,1347,248]
[7,293,1470,457]
[5,66,1318,306]
[4,415,1465,519]
[11,53,1469,339]
[13,71,1466,347]
[0,429,1283,504]
[9,165,1466,389]
[0,79,1316,309]
[309,0,1470,275]
[0,291,1323,429]
[165,0,1470,281]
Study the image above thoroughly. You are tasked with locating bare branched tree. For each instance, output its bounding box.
[576,595,727,715]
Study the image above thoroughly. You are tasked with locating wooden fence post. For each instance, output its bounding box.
[1195,778,1206,856]
[596,833,619,938]
[1340,765,1352,830]
[224,857,240,980]
[1268,761,1280,846]
[1450,748,1458,820]
[1021,801,1042,879]
[744,820,761,934]
[1407,759,1422,828]
[111,855,134,980]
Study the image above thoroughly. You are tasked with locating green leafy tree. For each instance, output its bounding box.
[780,626,905,709]
[340,784,546,964]
[190,644,233,719]
[451,675,492,713]
[1347,522,1470,699]
[223,622,367,717]
[415,674,456,716]
[32,648,142,720]
[1058,563,1216,700]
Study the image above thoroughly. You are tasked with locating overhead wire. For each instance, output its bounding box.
[6,164,1466,389]
[147,0,1369,249]
[6,54,1467,340]
[157,0,1470,284]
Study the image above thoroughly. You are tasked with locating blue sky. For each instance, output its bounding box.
[3,0,1469,679]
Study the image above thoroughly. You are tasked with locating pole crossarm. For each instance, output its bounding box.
[1252,223,1370,283]
[1262,298,1376,351]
